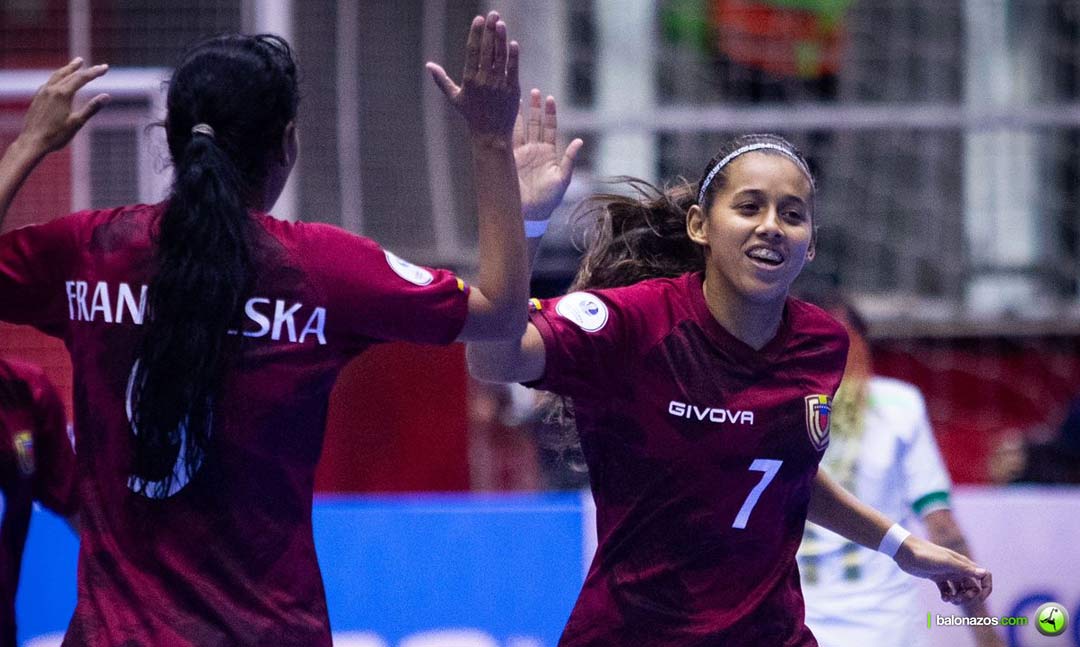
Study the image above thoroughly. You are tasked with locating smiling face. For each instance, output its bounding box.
[688,151,815,308]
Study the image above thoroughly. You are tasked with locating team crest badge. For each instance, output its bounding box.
[804,395,831,451]
[14,430,35,476]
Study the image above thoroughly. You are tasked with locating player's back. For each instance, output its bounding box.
[0,203,469,646]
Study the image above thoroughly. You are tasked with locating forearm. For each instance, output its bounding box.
[806,469,895,551]
[0,136,48,230]
[471,134,528,336]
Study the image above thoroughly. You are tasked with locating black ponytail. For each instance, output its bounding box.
[130,34,298,498]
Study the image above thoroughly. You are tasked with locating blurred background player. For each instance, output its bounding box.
[797,298,1005,647]
[0,357,76,647]
[0,12,526,645]
[472,112,992,644]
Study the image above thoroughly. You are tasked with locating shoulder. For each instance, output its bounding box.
[0,358,58,406]
[252,215,380,255]
[0,357,46,387]
[545,274,690,337]
[787,298,849,354]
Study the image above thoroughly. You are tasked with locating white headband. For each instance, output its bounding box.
[191,123,216,139]
[697,142,813,205]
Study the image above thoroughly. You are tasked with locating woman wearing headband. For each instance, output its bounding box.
[0,13,524,645]
[472,130,993,645]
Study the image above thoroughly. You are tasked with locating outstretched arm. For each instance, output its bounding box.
[514,88,583,265]
[924,510,1006,646]
[427,12,526,342]
[808,470,992,605]
[466,89,582,383]
[0,58,110,229]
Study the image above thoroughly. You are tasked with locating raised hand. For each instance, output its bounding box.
[514,89,583,221]
[20,58,110,155]
[426,12,520,140]
[894,536,993,605]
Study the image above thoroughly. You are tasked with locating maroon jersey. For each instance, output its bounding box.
[0,359,75,647]
[0,203,470,646]
[528,272,848,646]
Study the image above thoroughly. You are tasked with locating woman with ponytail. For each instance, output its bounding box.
[0,12,526,645]
[473,112,995,644]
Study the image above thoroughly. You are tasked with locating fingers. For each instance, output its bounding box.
[426,62,461,101]
[48,57,85,85]
[542,95,559,145]
[461,15,485,84]
[492,20,508,85]
[506,40,520,92]
[976,569,993,602]
[526,89,542,141]
[476,12,498,84]
[72,93,111,127]
[60,63,109,95]
[561,138,585,174]
[513,101,526,147]
[938,579,958,603]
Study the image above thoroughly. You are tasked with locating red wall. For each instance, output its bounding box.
[874,336,1080,483]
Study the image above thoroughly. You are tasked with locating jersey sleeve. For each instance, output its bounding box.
[0,216,78,335]
[302,224,469,347]
[525,287,639,400]
[28,369,77,516]
[901,388,952,517]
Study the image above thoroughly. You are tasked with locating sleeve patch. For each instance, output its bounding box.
[555,291,609,332]
[384,250,434,286]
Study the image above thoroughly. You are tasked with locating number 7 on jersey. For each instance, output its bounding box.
[732,458,783,529]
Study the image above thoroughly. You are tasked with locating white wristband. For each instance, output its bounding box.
[877,523,912,558]
[524,219,550,238]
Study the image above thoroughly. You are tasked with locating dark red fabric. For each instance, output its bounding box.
[529,273,848,646]
[0,203,469,646]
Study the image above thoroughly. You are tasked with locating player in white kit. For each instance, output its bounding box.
[797,300,1004,647]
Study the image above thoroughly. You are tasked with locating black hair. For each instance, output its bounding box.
[130,34,299,498]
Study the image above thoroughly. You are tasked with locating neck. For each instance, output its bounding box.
[701,269,786,351]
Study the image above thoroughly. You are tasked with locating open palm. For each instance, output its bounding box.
[514,89,583,221]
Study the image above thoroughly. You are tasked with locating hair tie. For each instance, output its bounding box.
[191,123,216,139]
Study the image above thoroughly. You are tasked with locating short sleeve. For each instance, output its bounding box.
[0,217,77,335]
[525,288,638,400]
[302,224,469,347]
[901,388,952,517]
[28,370,77,516]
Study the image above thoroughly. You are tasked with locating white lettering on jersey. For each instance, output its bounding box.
[89,281,113,323]
[243,297,272,337]
[667,400,754,425]
[115,283,148,324]
[65,280,329,346]
[272,300,302,342]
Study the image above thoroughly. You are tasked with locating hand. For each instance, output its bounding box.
[514,89,583,221]
[19,58,110,155]
[894,536,993,605]
[426,12,520,140]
